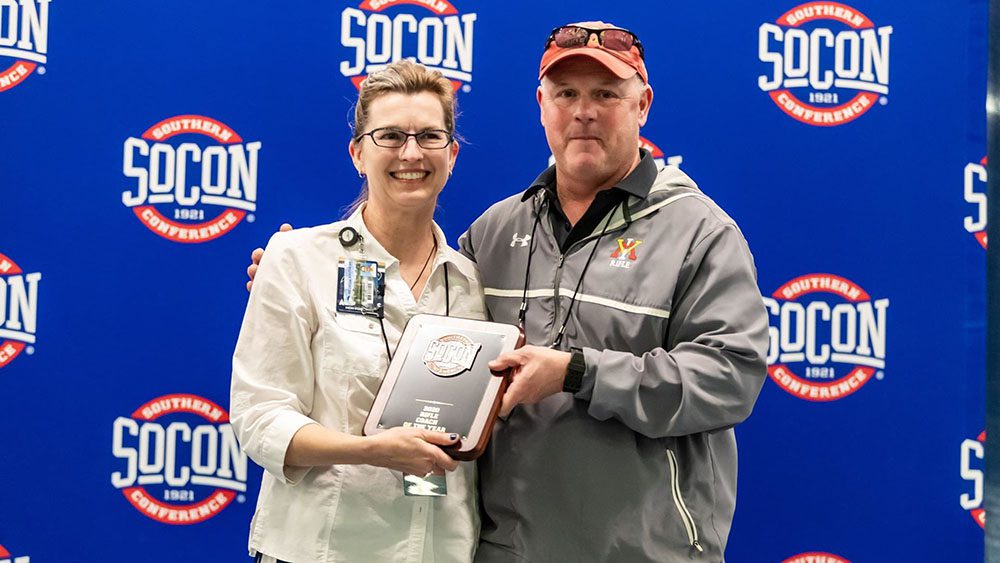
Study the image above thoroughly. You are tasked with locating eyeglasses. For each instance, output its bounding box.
[355,127,454,149]
[545,26,645,59]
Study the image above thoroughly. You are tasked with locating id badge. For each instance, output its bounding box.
[403,473,447,497]
[337,259,385,317]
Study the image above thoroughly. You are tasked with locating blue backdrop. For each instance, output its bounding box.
[0,1,987,561]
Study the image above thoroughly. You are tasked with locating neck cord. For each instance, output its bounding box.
[549,204,619,349]
[346,229,450,363]
[379,262,449,362]
[518,196,625,349]
[517,193,546,330]
[408,238,437,291]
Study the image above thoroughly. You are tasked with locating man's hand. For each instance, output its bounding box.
[246,223,293,291]
[489,345,572,417]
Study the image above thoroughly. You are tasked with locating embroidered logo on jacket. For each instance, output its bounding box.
[610,238,642,269]
[510,233,531,248]
[960,430,986,529]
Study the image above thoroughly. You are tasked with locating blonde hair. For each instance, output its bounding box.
[346,61,457,215]
[354,59,457,137]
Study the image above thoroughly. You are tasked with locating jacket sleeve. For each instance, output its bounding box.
[230,231,318,484]
[457,227,477,263]
[575,224,769,438]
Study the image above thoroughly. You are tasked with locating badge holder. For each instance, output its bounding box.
[336,258,385,318]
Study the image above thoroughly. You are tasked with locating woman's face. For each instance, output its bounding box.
[349,91,458,214]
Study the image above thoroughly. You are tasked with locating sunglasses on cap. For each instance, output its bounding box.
[544,25,645,59]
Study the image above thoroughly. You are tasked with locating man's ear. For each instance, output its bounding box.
[537,85,546,126]
[638,83,653,127]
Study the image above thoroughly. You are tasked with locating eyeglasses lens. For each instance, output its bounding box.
[369,129,450,149]
[600,30,634,51]
[553,27,590,48]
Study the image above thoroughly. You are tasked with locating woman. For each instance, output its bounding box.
[231,60,485,563]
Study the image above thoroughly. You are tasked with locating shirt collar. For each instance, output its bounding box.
[344,204,478,281]
[520,148,657,202]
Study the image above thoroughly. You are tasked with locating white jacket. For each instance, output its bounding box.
[232,207,487,563]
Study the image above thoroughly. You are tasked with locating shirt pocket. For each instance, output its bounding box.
[323,309,389,434]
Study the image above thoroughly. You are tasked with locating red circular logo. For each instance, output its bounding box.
[111,394,248,525]
[765,274,889,401]
[121,115,262,243]
[0,252,41,370]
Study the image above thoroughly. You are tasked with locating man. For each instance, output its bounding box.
[250,22,768,562]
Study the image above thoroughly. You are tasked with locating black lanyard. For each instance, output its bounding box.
[375,263,449,362]
[519,192,622,349]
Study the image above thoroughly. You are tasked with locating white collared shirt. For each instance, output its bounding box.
[231,208,486,563]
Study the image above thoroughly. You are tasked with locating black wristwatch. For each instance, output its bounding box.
[563,347,586,394]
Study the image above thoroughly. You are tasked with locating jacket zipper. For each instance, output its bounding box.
[548,219,629,345]
[666,449,704,553]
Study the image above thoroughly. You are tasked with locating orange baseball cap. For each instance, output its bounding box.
[539,22,648,83]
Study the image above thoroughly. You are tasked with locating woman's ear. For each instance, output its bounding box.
[349,138,364,176]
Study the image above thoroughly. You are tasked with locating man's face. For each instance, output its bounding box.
[538,57,652,188]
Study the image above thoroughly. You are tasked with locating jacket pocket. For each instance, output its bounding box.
[666,448,704,554]
[324,310,387,433]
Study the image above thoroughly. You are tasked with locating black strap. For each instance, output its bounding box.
[550,204,619,348]
[518,192,546,329]
[379,263,450,362]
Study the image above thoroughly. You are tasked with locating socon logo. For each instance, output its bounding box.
[960,430,985,529]
[423,334,480,376]
[0,252,40,370]
[0,543,30,563]
[0,0,48,93]
[765,274,889,401]
[759,2,892,126]
[340,0,476,92]
[964,157,987,248]
[111,394,248,524]
[122,115,262,243]
[783,553,849,563]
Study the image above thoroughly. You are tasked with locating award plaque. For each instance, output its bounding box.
[363,314,522,461]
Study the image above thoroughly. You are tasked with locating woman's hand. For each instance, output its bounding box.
[365,427,461,475]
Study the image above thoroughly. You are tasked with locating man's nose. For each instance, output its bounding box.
[573,97,597,121]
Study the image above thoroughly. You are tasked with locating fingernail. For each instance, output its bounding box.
[449,434,458,440]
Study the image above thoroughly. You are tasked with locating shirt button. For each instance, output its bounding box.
[368,322,375,329]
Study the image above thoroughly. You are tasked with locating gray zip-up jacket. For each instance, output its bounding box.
[458,164,769,562]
